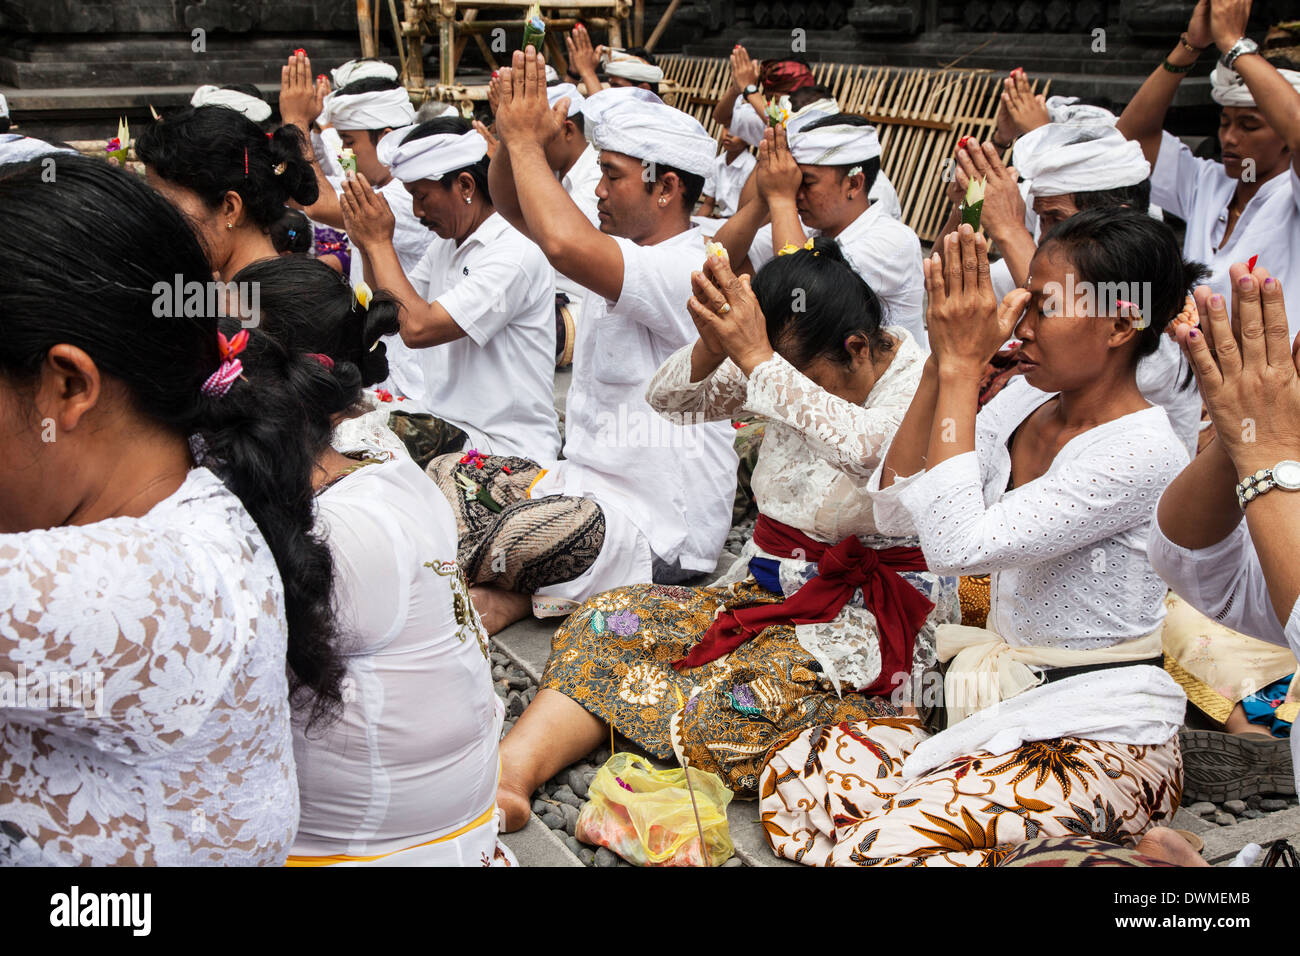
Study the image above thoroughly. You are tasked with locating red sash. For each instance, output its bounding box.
[673,515,934,696]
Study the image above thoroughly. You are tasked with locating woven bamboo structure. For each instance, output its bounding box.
[658,54,1049,243]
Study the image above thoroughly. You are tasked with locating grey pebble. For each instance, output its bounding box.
[505,691,526,719]
[506,670,531,691]
[721,856,744,867]
[567,768,590,799]
[523,687,537,704]
[540,807,565,830]
[561,802,580,837]
[594,847,620,867]
[552,785,583,809]
[1247,794,1264,809]
[1214,811,1237,826]
[578,848,596,866]
[1243,809,1264,819]
[492,665,506,679]
[1187,801,1217,817]
[564,835,583,856]
[1260,798,1289,811]
[531,798,549,815]
[1223,799,1248,815]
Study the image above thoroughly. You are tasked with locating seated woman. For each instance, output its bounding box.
[761,211,1202,866]
[229,256,513,866]
[496,240,960,830]
[0,155,344,865]
[136,104,320,280]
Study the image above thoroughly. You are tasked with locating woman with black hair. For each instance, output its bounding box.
[495,239,958,828]
[761,212,1203,866]
[136,105,320,280]
[0,155,345,865]
[226,257,512,866]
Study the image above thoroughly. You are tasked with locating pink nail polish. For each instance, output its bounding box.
[1240,276,1253,287]
[1211,294,1224,307]
[1265,277,1276,287]
[1189,329,1199,339]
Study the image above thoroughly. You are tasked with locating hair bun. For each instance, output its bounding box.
[268,125,320,207]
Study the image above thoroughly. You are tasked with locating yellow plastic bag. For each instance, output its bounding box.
[575,753,734,866]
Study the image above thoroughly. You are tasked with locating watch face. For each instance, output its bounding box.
[1274,460,1300,490]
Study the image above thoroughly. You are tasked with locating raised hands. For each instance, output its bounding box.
[952,138,1025,241]
[925,224,1030,377]
[686,250,774,375]
[338,172,396,250]
[997,68,1049,142]
[1208,0,1251,55]
[564,22,604,87]
[280,50,329,131]
[730,44,761,91]
[1177,262,1300,472]
[495,49,566,150]
[755,124,802,207]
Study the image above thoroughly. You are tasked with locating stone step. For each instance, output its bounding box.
[1199,805,1300,867]
[500,812,585,868]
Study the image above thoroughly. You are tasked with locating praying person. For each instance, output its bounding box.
[229,257,513,866]
[338,118,560,466]
[711,45,813,151]
[440,55,737,637]
[0,155,348,865]
[761,212,1202,866]
[698,128,755,219]
[495,242,959,828]
[1117,0,1300,333]
[716,117,927,347]
[136,105,320,281]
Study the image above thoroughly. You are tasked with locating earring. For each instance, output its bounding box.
[226,222,234,230]
[464,196,472,204]
[658,197,667,207]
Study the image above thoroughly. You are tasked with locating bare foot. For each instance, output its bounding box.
[471,585,532,635]
[1136,827,1209,867]
[496,777,533,833]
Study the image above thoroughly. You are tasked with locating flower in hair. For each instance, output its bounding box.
[1116,300,1149,330]
[776,237,818,257]
[848,165,863,179]
[307,352,334,370]
[272,161,287,176]
[353,280,373,311]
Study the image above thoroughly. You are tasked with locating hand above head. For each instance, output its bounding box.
[686,249,773,375]
[1209,0,1252,55]
[730,45,761,90]
[925,224,1029,377]
[280,50,327,131]
[565,23,601,80]
[954,139,1025,241]
[488,71,502,116]
[473,120,500,160]
[945,140,972,206]
[338,172,396,249]
[1177,261,1300,473]
[494,49,565,150]
[1185,0,1215,51]
[755,124,801,207]
[1000,68,1049,138]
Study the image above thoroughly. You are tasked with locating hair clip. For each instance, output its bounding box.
[243,146,249,177]
[201,330,250,398]
[307,352,335,370]
[287,228,297,240]
[1116,300,1149,330]
[272,161,287,176]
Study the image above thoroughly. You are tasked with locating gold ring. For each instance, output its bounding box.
[719,303,731,314]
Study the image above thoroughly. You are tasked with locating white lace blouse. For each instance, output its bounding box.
[646,327,927,544]
[871,377,1190,650]
[0,468,297,866]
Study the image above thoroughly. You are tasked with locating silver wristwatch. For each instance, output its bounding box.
[1236,459,1300,510]
[743,83,760,96]
[1221,36,1259,71]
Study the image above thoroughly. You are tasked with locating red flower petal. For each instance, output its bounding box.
[1248,254,1259,273]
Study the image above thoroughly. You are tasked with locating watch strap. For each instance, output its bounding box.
[1237,467,1278,509]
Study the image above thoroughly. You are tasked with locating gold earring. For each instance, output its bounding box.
[226,222,234,230]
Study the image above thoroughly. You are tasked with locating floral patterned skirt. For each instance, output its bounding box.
[540,579,899,795]
[760,717,1182,866]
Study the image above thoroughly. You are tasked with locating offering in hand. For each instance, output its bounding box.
[705,240,729,259]
[338,148,357,174]
[764,95,791,128]
[961,176,986,232]
[522,3,546,52]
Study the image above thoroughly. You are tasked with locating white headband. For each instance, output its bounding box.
[789,121,881,165]
[546,82,586,117]
[377,126,487,182]
[545,65,559,84]
[331,59,399,90]
[0,133,75,162]
[1014,123,1150,197]
[325,86,416,132]
[604,52,664,84]
[1211,61,1300,107]
[589,91,716,178]
[1044,95,1117,126]
[786,98,840,134]
[191,85,272,123]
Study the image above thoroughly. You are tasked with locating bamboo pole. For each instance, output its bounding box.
[388,0,408,78]
[357,0,378,57]
[645,0,681,53]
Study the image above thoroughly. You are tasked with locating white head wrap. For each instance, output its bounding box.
[587,88,715,178]
[190,85,272,123]
[324,86,416,132]
[0,93,9,119]
[1014,123,1150,198]
[1211,60,1300,106]
[0,132,75,163]
[546,82,586,117]
[604,50,664,84]
[331,59,399,90]
[545,65,559,84]
[786,97,840,134]
[1044,95,1117,126]
[377,124,488,183]
[789,121,881,165]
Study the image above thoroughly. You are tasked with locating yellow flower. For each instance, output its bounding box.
[353,280,373,311]
[706,240,728,259]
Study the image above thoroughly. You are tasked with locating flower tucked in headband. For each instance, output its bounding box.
[201,329,249,398]
[776,237,818,257]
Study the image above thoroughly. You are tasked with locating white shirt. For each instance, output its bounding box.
[0,468,297,866]
[750,203,928,348]
[293,456,503,860]
[870,377,1189,649]
[350,176,436,401]
[988,259,1202,459]
[556,144,603,330]
[407,212,561,461]
[1147,518,1300,794]
[533,225,738,573]
[703,149,756,218]
[1151,130,1300,337]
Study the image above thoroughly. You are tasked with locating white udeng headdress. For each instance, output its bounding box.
[1211,61,1300,107]
[377,125,488,183]
[587,89,716,178]
[604,50,665,84]
[546,82,586,117]
[324,86,416,132]
[788,121,881,165]
[1013,123,1150,197]
[331,59,399,90]
[191,85,273,123]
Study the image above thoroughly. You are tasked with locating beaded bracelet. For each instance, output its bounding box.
[1162,57,1195,74]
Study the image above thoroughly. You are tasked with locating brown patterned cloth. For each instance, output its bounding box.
[760,717,1182,866]
[426,453,606,595]
[387,411,468,471]
[540,579,899,795]
[993,835,1174,867]
[731,419,765,523]
[958,574,991,628]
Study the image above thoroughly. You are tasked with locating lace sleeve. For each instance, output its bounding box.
[645,343,749,423]
[742,352,905,482]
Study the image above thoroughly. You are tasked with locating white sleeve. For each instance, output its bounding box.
[645,343,749,422]
[1148,130,1211,222]
[730,96,766,148]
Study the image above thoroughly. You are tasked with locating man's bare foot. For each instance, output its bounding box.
[471,585,532,635]
[1136,827,1209,867]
